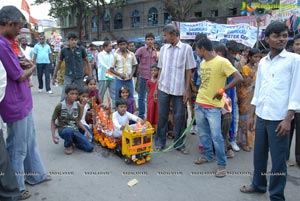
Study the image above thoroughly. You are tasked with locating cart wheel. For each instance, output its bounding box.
[115,145,122,157]
[111,148,116,154]
[124,157,131,164]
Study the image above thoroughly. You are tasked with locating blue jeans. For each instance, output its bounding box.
[252,117,288,201]
[98,80,115,109]
[138,77,147,119]
[0,129,20,200]
[58,127,93,152]
[155,90,186,149]
[194,105,226,167]
[115,79,134,102]
[6,111,47,191]
[37,63,51,91]
[79,125,94,141]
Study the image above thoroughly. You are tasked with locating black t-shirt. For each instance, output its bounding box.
[60,46,87,79]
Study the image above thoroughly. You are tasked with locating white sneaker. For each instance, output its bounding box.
[190,126,197,135]
[230,141,240,152]
[38,89,42,93]
[47,90,53,94]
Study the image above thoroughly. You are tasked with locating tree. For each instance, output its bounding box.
[34,0,88,39]
[164,0,235,22]
[34,0,126,40]
[85,0,126,40]
[164,0,202,21]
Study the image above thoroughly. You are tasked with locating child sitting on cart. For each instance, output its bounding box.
[112,98,144,138]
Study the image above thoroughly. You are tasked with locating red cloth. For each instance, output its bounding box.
[86,88,99,124]
[88,89,99,101]
[146,79,158,125]
[7,38,21,55]
[21,0,38,25]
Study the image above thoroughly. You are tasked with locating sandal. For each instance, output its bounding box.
[241,144,251,152]
[215,168,226,178]
[167,133,175,139]
[18,190,31,200]
[177,148,189,155]
[194,157,208,165]
[155,146,164,151]
[287,160,295,167]
[240,184,265,194]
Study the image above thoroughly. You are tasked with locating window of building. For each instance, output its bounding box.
[148,7,158,26]
[164,13,172,24]
[102,20,110,31]
[195,12,202,18]
[211,10,218,17]
[92,16,98,33]
[229,8,237,16]
[102,9,111,31]
[131,10,140,28]
[68,14,72,26]
[74,12,78,25]
[114,12,123,29]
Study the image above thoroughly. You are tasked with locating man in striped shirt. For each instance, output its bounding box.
[110,38,137,102]
[154,24,196,153]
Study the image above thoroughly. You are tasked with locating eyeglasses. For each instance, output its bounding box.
[39,38,45,40]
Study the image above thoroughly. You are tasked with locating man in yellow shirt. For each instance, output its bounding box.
[193,38,242,177]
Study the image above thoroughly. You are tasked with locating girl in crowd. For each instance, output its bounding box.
[85,76,102,104]
[84,76,102,125]
[237,48,261,152]
[146,64,159,131]
[118,85,138,115]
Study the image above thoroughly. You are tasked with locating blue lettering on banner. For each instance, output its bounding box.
[179,21,258,47]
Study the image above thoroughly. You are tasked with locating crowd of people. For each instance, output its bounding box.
[1,5,300,201]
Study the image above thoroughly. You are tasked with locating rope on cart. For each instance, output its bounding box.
[150,117,195,154]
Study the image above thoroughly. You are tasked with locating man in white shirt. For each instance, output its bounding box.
[97,41,115,108]
[240,22,300,201]
[0,61,20,201]
[19,37,33,61]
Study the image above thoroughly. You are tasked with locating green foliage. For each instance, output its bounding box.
[34,0,126,18]
[164,0,201,21]
[33,0,128,39]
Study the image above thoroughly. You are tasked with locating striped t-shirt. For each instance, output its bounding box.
[158,41,195,96]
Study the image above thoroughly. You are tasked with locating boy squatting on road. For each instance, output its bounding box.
[51,84,93,155]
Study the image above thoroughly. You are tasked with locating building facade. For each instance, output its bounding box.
[60,0,242,42]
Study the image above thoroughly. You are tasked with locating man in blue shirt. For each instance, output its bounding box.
[33,35,53,93]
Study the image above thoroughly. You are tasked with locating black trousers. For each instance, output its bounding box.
[0,129,19,201]
[288,113,300,163]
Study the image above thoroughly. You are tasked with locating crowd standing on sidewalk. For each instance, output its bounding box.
[1,4,300,201]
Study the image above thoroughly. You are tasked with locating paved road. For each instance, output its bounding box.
[24,77,300,201]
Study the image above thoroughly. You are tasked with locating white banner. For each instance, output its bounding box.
[179,21,258,47]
